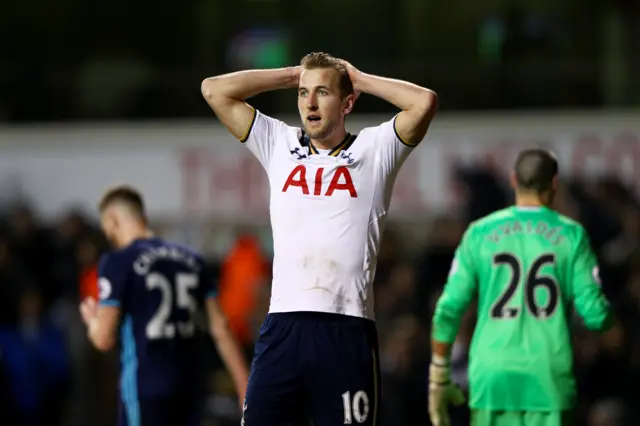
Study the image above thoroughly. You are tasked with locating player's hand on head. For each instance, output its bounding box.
[338,59,362,93]
[288,65,302,88]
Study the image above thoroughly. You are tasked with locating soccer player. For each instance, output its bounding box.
[201,52,438,426]
[428,149,613,426]
[79,186,249,426]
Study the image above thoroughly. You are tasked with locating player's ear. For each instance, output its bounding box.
[342,93,356,116]
[551,175,558,191]
[509,172,518,190]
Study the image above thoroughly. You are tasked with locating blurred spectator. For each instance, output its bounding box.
[5,204,55,303]
[218,234,268,354]
[77,233,104,300]
[0,233,34,325]
[0,286,70,426]
[379,315,429,426]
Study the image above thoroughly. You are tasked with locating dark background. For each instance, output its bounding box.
[2,0,639,122]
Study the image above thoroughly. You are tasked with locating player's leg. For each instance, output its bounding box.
[305,313,381,426]
[242,313,307,426]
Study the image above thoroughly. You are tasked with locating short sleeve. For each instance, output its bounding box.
[97,252,128,307]
[373,114,422,175]
[241,108,289,170]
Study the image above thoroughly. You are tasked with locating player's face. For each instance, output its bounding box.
[100,211,119,246]
[297,68,354,141]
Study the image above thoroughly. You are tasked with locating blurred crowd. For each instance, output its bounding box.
[0,165,638,426]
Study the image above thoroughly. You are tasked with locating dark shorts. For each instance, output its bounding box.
[118,394,200,426]
[242,312,381,426]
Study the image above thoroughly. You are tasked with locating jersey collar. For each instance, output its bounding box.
[301,132,356,157]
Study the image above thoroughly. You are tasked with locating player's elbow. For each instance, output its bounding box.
[202,77,236,113]
[201,78,220,102]
[418,90,439,121]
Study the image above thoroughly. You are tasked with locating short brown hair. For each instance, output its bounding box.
[514,149,559,193]
[300,52,353,96]
[99,185,146,218]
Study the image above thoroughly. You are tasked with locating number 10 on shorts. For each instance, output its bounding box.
[341,390,369,424]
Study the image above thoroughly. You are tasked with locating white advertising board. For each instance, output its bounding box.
[0,111,638,220]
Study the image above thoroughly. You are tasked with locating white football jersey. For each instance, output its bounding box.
[241,109,420,320]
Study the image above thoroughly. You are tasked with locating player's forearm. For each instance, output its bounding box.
[211,323,249,393]
[201,68,299,102]
[431,297,465,345]
[353,72,437,113]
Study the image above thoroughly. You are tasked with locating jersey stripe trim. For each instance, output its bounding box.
[392,114,420,147]
[100,300,121,307]
[206,290,217,299]
[306,132,354,156]
[337,133,358,155]
[239,107,258,143]
[309,140,319,155]
[121,315,141,425]
[328,133,353,156]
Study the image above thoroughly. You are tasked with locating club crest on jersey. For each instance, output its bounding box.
[340,152,355,164]
[290,147,308,160]
[98,277,112,300]
[592,266,601,286]
[448,259,459,277]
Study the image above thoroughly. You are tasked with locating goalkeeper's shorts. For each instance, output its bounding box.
[471,410,573,426]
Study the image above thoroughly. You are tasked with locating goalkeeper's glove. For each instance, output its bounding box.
[428,355,465,426]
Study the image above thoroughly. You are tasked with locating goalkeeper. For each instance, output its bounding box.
[428,149,613,426]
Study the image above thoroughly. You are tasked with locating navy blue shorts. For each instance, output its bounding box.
[118,395,199,426]
[242,312,381,426]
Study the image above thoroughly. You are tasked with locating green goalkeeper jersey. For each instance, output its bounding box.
[432,206,612,411]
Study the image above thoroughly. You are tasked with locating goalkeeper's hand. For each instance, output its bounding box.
[428,355,465,426]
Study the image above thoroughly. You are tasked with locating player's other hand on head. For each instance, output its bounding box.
[290,65,303,88]
[79,297,98,325]
[337,59,362,96]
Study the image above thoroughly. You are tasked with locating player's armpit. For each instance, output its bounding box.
[88,305,121,352]
[205,298,249,403]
